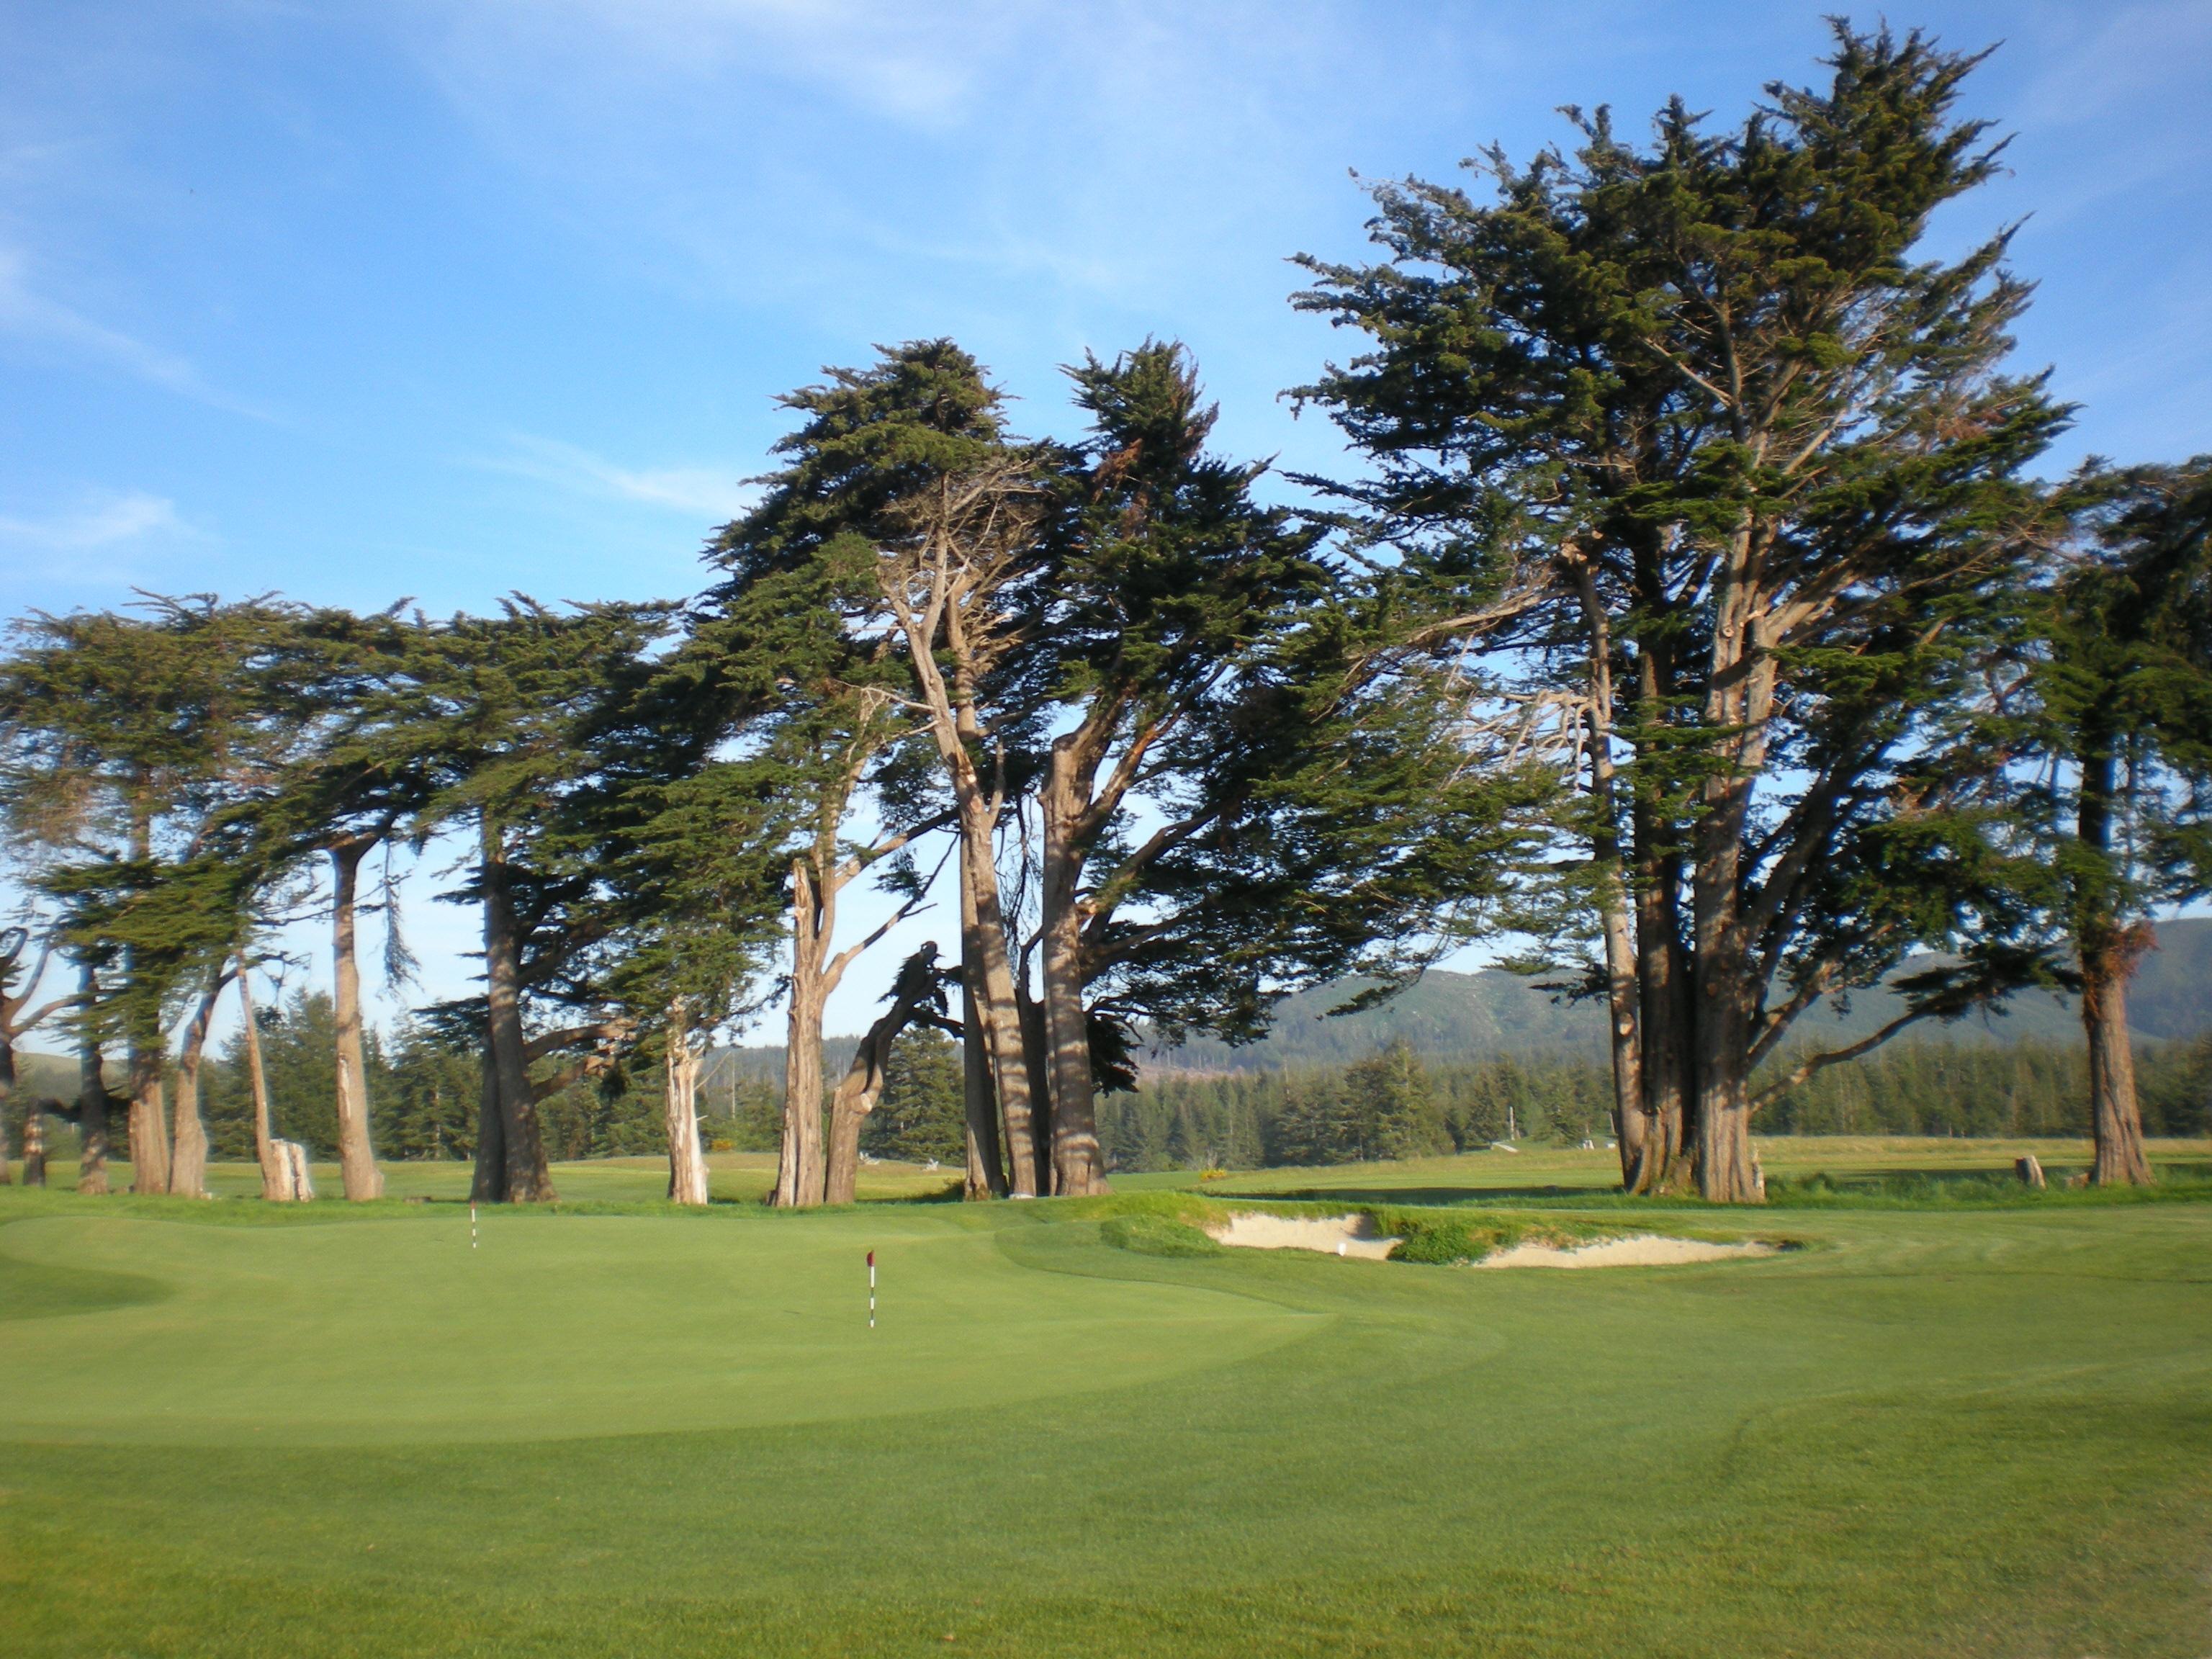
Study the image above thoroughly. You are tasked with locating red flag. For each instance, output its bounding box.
[866,1250,875,1268]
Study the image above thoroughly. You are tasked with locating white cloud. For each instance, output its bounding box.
[0,490,196,551]
[0,246,272,418]
[479,434,755,519]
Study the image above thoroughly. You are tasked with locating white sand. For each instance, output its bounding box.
[1475,1235,1776,1269]
[1205,1211,1778,1269]
[1205,1212,1402,1259]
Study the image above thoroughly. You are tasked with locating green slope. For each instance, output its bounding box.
[2,1168,2209,1658]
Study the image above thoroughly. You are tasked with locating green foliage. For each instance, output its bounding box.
[1373,1210,1526,1264]
[858,1030,965,1164]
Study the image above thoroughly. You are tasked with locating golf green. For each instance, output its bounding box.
[2,1156,2208,1658]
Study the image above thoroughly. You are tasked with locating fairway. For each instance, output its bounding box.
[4,1149,2211,1658]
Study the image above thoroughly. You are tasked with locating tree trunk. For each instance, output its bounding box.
[960,871,1007,1200]
[2082,922,2155,1186]
[481,824,555,1202]
[0,1038,12,1185]
[127,1047,168,1196]
[663,1003,711,1206]
[237,958,287,1201]
[22,1094,47,1187]
[74,964,110,1195]
[961,818,1040,1197]
[1570,563,1647,1193]
[166,976,224,1198]
[328,843,385,1200]
[961,987,1005,1199]
[1038,799,1105,1196]
[826,946,943,1204]
[2074,745,2155,1187]
[775,860,829,1209]
[469,1043,504,1202]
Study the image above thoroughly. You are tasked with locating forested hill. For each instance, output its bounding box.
[1141,918,2212,1075]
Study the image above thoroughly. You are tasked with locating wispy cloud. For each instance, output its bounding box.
[479,434,754,519]
[0,490,197,551]
[0,246,272,418]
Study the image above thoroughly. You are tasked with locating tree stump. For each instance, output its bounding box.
[271,1140,316,1202]
[2015,1154,2046,1190]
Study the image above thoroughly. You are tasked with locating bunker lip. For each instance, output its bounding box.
[1203,1210,1779,1269]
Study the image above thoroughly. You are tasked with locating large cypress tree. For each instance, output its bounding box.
[2020,459,2212,1184]
[1293,22,2066,1200]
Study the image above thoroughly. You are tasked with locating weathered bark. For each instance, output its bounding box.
[236,958,287,1201]
[74,965,110,1195]
[166,975,225,1198]
[1036,731,1114,1198]
[127,1046,168,1196]
[2075,746,2155,1187]
[328,842,385,1200]
[1688,517,1777,1205]
[272,1138,315,1201]
[775,860,830,1208]
[663,1003,711,1207]
[961,822,1040,1196]
[480,824,555,1202]
[825,945,943,1204]
[0,1039,12,1184]
[2082,922,2154,1186]
[961,993,1004,1198]
[22,1094,47,1187]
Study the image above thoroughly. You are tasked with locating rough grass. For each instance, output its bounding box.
[2,1141,2208,1658]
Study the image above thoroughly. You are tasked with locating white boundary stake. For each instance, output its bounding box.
[471,1202,478,1250]
[868,1249,876,1330]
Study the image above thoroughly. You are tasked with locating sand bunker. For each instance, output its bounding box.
[1475,1235,1776,1269]
[1205,1211,1778,1269]
[1205,1212,1401,1259]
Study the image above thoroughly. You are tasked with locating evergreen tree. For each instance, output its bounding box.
[1292,22,2066,1200]
[2015,459,2212,1183]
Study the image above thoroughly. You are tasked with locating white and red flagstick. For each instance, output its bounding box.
[867,1249,876,1330]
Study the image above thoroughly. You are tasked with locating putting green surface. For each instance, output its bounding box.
[0,1207,1314,1444]
[3,1147,2209,1658]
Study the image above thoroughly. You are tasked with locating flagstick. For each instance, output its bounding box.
[868,1249,876,1330]
[471,1202,478,1250]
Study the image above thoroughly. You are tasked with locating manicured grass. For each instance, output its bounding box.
[2,1144,2208,1657]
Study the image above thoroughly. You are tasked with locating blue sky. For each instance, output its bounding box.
[4,1,2209,1037]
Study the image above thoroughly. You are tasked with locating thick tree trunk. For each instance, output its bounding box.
[1037,742,1110,1197]
[1689,519,1773,1205]
[481,825,555,1202]
[74,966,110,1195]
[22,1093,46,1187]
[961,819,1040,1197]
[127,1047,168,1196]
[663,1004,711,1207]
[776,861,829,1208]
[166,977,224,1198]
[958,850,1006,1199]
[469,1044,504,1202]
[2074,748,2156,1187]
[237,958,287,1201]
[960,976,1005,1199]
[328,844,385,1200]
[0,1040,12,1184]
